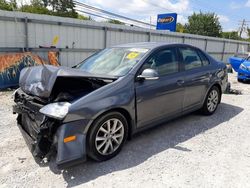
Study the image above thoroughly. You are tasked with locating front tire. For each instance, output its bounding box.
[87,112,128,161]
[201,86,221,115]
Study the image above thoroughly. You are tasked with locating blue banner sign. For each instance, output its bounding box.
[156,13,177,32]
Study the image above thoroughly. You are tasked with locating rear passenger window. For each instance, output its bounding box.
[179,48,203,70]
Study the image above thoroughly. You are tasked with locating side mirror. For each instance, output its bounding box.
[137,68,159,81]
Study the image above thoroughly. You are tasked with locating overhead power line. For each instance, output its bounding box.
[75,8,145,29]
[141,0,189,20]
[74,1,155,27]
[75,0,250,33]
[75,9,111,20]
[141,0,173,13]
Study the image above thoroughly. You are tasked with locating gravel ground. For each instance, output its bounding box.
[1,72,250,188]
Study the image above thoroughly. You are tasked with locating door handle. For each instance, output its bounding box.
[176,80,185,86]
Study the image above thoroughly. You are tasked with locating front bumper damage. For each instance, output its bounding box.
[13,89,89,168]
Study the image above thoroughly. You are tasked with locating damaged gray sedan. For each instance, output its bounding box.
[13,43,228,168]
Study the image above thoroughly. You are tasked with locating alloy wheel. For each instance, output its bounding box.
[207,89,219,112]
[95,118,124,155]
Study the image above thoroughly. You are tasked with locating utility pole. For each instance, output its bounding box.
[150,16,152,30]
[239,19,246,38]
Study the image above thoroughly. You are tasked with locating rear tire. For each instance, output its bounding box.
[201,86,221,115]
[87,112,128,161]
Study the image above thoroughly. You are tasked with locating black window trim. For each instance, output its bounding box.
[196,49,211,66]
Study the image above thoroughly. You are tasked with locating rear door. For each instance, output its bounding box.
[178,47,211,111]
[135,47,185,128]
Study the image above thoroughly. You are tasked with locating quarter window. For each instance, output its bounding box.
[198,50,210,66]
[142,48,179,76]
[180,48,203,70]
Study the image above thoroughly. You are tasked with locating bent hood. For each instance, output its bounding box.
[19,65,116,98]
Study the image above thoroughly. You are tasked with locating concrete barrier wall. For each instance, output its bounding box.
[0,10,249,67]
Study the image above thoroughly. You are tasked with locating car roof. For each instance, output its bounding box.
[113,42,196,50]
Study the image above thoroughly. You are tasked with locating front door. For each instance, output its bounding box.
[135,47,185,128]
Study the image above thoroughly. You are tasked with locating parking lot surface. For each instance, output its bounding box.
[0,72,250,188]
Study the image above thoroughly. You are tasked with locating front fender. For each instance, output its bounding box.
[55,119,90,169]
[63,75,135,124]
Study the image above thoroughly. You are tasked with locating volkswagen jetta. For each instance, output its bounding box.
[13,42,228,168]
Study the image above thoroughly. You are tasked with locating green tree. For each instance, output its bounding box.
[41,0,49,7]
[20,0,51,14]
[176,23,184,33]
[20,5,51,14]
[20,0,78,18]
[184,12,222,37]
[0,0,16,11]
[221,31,240,40]
[108,19,125,25]
[48,0,78,18]
[78,14,91,20]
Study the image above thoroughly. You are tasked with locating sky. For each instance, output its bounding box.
[78,0,250,33]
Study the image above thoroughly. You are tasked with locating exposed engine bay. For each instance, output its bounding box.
[51,77,108,102]
[13,65,116,159]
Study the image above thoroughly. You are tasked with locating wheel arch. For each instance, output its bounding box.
[211,83,222,103]
[202,82,222,105]
[85,107,133,140]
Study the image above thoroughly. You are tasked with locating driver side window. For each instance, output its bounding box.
[142,48,179,76]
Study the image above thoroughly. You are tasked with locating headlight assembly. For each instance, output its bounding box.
[39,102,71,120]
[11,88,19,99]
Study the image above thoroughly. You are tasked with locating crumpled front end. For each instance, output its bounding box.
[13,65,116,168]
[19,64,116,99]
[13,89,58,158]
[13,88,89,168]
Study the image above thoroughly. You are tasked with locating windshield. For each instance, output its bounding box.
[76,47,149,76]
